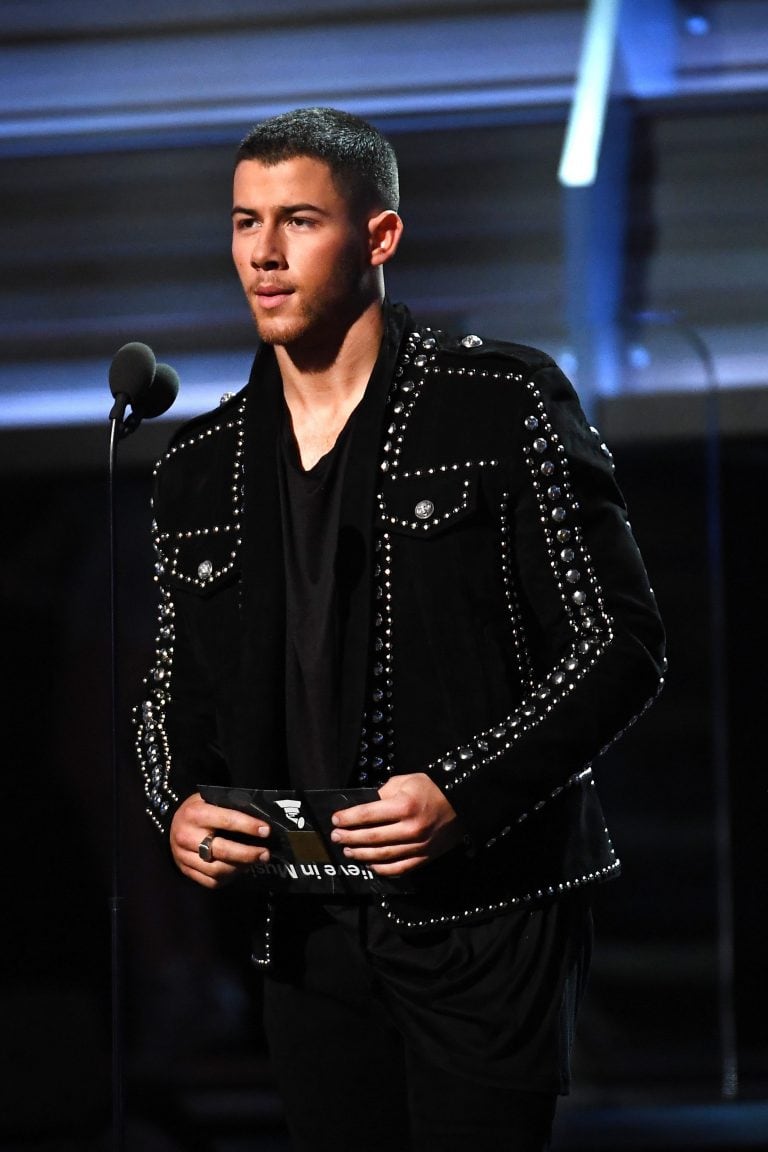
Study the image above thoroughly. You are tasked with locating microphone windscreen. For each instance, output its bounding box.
[109,342,156,402]
[137,362,180,418]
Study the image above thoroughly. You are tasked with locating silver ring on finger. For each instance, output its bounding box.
[198,833,215,863]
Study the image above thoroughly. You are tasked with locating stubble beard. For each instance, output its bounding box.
[249,246,371,353]
[251,295,324,349]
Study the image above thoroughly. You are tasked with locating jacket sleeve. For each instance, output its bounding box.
[133,519,230,836]
[438,360,666,850]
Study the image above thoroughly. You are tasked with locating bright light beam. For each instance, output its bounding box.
[558,0,622,187]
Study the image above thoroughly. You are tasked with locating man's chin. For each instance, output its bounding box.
[252,312,309,348]
[253,320,295,347]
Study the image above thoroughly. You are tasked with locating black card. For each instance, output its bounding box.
[199,785,410,895]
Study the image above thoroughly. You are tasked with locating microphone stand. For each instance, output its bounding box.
[106,349,178,1149]
[108,392,140,1152]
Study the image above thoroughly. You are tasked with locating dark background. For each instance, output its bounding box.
[2,3,767,1148]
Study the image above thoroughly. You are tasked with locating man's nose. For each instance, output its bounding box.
[250,226,284,270]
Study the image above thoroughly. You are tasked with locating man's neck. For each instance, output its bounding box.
[277,299,385,470]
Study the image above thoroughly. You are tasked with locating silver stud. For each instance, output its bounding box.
[524,416,539,431]
[532,437,548,454]
[414,499,434,520]
[461,334,483,348]
[197,560,213,580]
[219,392,235,405]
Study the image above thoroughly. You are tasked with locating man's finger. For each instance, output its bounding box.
[196,833,271,867]
[193,800,271,839]
[331,820,420,848]
[341,840,428,863]
[331,797,404,829]
[178,839,272,888]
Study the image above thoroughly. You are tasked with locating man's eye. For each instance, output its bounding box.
[289,217,314,228]
[235,217,257,231]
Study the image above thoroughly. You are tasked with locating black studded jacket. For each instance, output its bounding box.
[135,301,666,958]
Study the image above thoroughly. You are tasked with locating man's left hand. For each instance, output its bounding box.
[330,773,462,876]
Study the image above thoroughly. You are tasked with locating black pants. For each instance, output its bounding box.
[262,898,590,1152]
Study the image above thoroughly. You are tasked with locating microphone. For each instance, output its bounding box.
[131,362,180,420]
[108,341,179,434]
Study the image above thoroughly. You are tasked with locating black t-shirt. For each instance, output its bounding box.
[278,407,356,789]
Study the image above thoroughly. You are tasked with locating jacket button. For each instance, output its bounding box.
[414,499,434,520]
[197,560,213,580]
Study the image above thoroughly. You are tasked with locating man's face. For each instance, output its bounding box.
[231,155,376,350]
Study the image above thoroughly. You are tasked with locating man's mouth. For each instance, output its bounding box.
[254,285,293,309]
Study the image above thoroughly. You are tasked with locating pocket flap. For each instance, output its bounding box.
[155,525,240,594]
[377,469,477,536]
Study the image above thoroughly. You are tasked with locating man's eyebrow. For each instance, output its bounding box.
[230,202,330,218]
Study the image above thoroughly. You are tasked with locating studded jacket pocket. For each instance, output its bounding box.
[377,469,478,536]
[155,525,240,595]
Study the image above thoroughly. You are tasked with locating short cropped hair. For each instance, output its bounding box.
[235,107,400,214]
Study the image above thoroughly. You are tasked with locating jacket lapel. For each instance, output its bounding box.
[238,345,288,774]
[336,303,410,782]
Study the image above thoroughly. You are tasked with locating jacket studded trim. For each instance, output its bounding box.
[133,396,246,831]
[134,583,180,831]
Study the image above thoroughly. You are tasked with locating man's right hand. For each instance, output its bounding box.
[170,793,271,889]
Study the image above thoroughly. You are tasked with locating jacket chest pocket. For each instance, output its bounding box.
[376,469,479,537]
[155,525,240,596]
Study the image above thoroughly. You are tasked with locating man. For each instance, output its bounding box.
[135,107,665,1151]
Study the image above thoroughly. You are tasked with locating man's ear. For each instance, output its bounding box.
[368,209,404,267]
